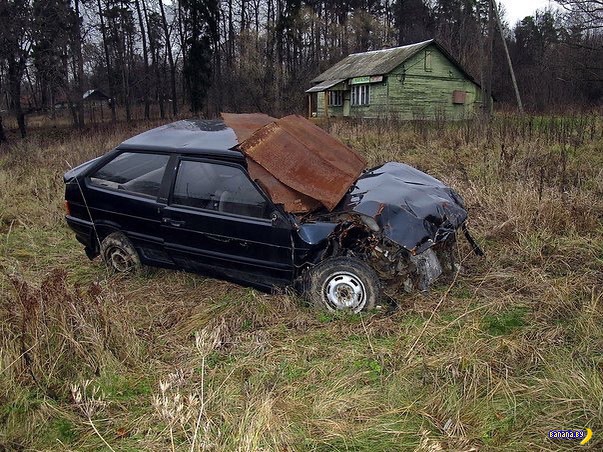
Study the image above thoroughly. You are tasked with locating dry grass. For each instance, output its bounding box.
[1,112,602,450]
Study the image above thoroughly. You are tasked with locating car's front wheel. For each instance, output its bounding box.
[100,232,141,273]
[306,257,379,312]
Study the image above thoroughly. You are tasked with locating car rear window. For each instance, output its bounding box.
[89,152,169,197]
[172,160,269,219]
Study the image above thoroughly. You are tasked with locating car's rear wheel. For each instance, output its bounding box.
[100,232,141,273]
[306,257,379,312]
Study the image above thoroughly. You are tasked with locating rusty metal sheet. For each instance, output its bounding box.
[238,115,366,211]
[247,160,321,213]
[221,112,277,142]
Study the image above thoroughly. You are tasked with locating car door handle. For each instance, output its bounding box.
[162,218,185,227]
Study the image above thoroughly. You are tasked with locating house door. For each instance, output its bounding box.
[343,93,350,117]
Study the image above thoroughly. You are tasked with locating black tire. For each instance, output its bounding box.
[100,232,141,274]
[306,257,380,313]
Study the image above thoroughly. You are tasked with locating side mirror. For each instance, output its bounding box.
[270,210,292,228]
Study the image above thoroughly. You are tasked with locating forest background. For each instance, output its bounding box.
[0,0,601,141]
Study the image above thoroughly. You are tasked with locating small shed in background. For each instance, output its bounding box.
[307,39,491,121]
[83,89,111,122]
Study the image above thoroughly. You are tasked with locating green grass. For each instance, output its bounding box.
[483,307,528,337]
[1,113,602,450]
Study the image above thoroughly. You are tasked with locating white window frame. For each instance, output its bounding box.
[351,84,370,106]
[328,91,343,107]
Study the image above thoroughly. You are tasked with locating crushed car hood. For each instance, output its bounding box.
[336,162,468,254]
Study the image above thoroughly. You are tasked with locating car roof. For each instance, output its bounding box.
[117,119,245,161]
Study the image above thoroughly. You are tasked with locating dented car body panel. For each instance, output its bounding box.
[337,162,468,254]
[63,115,477,295]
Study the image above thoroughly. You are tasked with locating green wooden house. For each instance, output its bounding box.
[306,39,490,120]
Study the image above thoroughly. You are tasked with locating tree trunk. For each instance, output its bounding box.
[141,0,165,119]
[0,114,6,143]
[134,0,150,119]
[158,0,178,117]
[8,57,26,138]
[484,0,495,118]
[228,0,234,60]
[97,0,117,122]
[177,1,188,106]
[73,0,85,128]
[119,0,132,121]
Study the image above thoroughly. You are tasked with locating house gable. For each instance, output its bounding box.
[383,44,483,120]
[389,43,479,89]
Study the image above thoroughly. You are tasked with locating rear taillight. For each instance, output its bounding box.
[64,200,71,216]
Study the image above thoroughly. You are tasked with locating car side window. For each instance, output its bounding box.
[172,160,270,219]
[89,152,170,198]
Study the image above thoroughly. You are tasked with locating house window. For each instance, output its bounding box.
[351,84,370,106]
[425,50,432,71]
[452,90,467,104]
[329,91,343,107]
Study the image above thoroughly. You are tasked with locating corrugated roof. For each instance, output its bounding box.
[305,79,346,93]
[247,160,321,213]
[238,115,366,211]
[221,112,276,141]
[310,40,433,83]
[222,113,322,213]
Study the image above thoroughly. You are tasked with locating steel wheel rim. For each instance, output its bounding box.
[107,246,133,272]
[323,271,366,311]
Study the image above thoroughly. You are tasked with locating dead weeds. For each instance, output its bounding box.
[1,113,602,450]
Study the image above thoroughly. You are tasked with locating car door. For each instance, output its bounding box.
[84,151,173,265]
[160,157,294,287]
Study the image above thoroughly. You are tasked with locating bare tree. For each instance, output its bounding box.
[142,0,166,118]
[97,0,117,122]
[0,0,31,138]
[158,0,178,116]
[556,0,603,30]
[134,0,151,119]
[72,0,85,128]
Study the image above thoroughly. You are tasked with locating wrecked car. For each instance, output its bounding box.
[63,114,481,312]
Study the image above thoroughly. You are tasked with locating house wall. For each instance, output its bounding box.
[315,44,488,120]
[384,45,484,120]
[316,92,344,117]
[348,80,389,119]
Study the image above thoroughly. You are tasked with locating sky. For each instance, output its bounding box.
[499,0,559,25]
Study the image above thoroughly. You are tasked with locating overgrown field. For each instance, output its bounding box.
[1,113,602,451]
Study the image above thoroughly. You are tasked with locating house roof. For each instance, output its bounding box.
[306,78,346,93]
[311,40,433,83]
[83,89,110,101]
[309,39,480,88]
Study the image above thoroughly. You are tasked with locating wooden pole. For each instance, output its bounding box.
[485,0,495,117]
[492,0,524,113]
[307,94,311,118]
[477,0,486,117]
